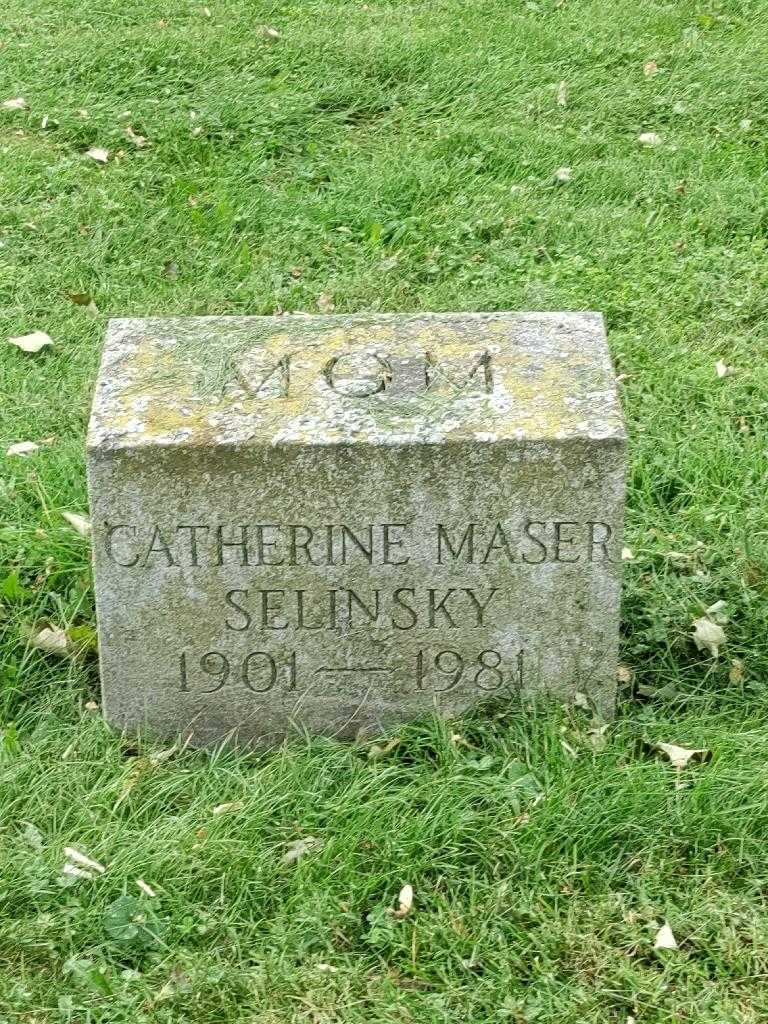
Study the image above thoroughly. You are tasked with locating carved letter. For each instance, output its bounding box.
[586,521,614,562]
[104,523,140,567]
[522,521,548,564]
[428,589,458,627]
[425,350,493,393]
[392,588,418,630]
[437,524,475,563]
[225,589,251,631]
[142,526,176,567]
[464,588,500,626]
[382,523,410,565]
[323,352,391,397]
[554,521,581,563]
[480,524,515,564]
[238,352,291,397]
[177,524,209,566]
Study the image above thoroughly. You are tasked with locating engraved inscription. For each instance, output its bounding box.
[178,647,524,697]
[102,514,616,708]
[102,519,617,569]
[235,349,495,399]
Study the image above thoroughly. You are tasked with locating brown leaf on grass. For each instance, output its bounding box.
[124,125,148,148]
[692,616,725,658]
[8,330,52,353]
[368,736,401,761]
[261,25,281,41]
[653,922,678,949]
[2,97,27,110]
[281,836,325,865]
[729,659,744,684]
[616,665,633,684]
[212,801,245,816]
[30,626,69,657]
[705,600,728,624]
[85,147,109,164]
[62,512,92,536]
[316,292,335,313]
[643,60,659,76]
[64,846,106,874]
[655,741,710,769]
[6,441,39,457]
[393,883,414,918]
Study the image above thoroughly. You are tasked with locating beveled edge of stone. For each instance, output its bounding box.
[86,311,626,452]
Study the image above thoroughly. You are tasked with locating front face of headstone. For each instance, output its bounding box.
[87,313,625,746]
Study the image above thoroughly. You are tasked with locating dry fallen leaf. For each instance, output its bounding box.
[616,664,633,684]
[281,836,326,865]
[705,600,729,624]
[2,97,27,110]
[692,616,726,658]
[643,60,659,76]
[6,441,39,457]
[31,626,69,657]
[556,80,567,107]
[64,846,106,874]
[85,147,109,164]
[368,736,401,761]
[655,741,710,769]
[554,166,572,183]
[638,132,663,147]
[124,125,148,148]
[62,511,92,536]
[68,291,98,315]
[212,800,245,816]
[261,25,281,40]
[62,863,94,880]
[8,330,52,353]
[393,883,414,918]
[316,292,335,313]
[715,359,734,378]
[729,659,744,684]
[654,922,678,950]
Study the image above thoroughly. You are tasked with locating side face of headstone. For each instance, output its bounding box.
[87,312,625,746]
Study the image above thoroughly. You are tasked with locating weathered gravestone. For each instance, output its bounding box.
[87,312,625,746]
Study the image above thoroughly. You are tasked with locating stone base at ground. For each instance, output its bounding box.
[87,312,625,745]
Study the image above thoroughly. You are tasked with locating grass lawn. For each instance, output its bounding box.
[1,0,768,1019]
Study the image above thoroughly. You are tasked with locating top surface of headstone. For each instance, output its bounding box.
[87,312,624,451]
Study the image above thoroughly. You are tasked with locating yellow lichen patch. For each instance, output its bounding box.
[91,313,624,448]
